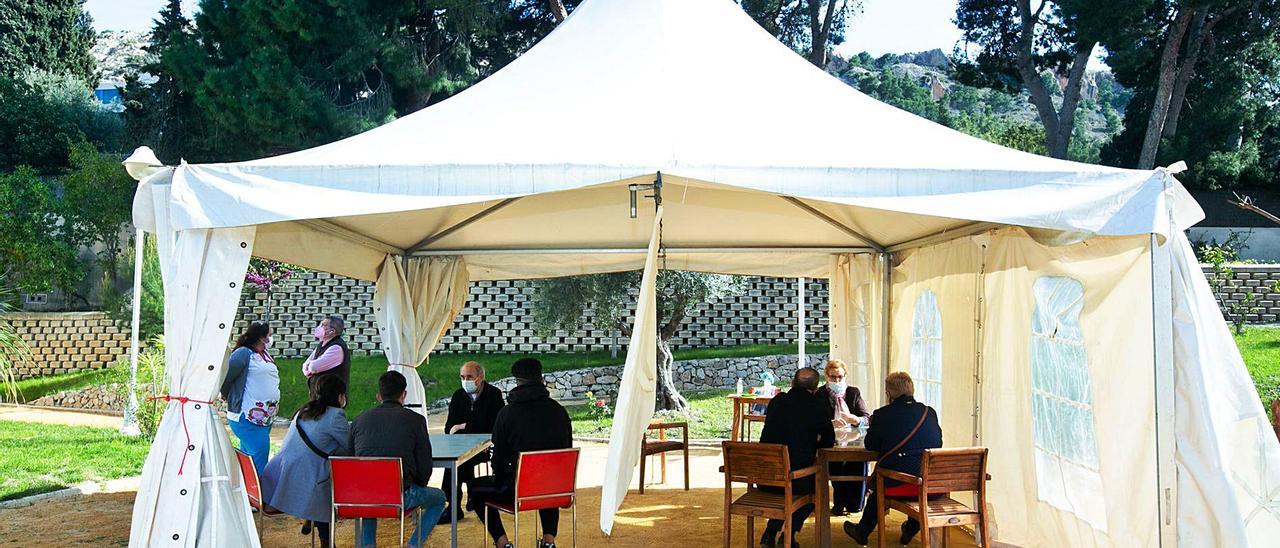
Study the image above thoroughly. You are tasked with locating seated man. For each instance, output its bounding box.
[843,371,943,546]
[439,361,506,523]
[757,367,835,548]
[349,371,445,548]
[471,358,573,548]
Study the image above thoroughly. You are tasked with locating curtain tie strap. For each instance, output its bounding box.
[387,363,420,368]
[148,395,215,476]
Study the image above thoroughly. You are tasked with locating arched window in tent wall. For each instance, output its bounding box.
[1029,276,1108,531]
[909,289,943,411]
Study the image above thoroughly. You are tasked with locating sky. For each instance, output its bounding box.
[86,0,966,56]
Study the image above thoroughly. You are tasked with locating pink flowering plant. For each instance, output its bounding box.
[584,390,613,429]
[245,258,306,322]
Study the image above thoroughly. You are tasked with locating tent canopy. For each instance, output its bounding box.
[135,0,1201,282]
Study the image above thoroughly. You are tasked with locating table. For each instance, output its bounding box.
[815,442,877,548]
[431,433,492,547]
[726,394,772,441]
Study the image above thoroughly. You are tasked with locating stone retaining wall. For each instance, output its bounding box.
[3,312,129,379]
[475,352,829,404]
[28,384,126,412]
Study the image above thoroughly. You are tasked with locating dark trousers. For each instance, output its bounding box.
[470,476,559,542]
[758,480,815,539]
[441,453,484,510]
[830,461,867,512]
[313,522,330,548]
[853,489,944,537]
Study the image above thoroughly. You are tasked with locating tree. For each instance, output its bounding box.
[244,258,304,323]
[102,237,164,341]
[954,0,1125,159]
[739,1,861,67]
[0,0,96,85]
[0,167,83,295]
[0,284,32,402]
[122,0,196,163]
[531,272,746,413]
[0,70,124,173]
[60,142,136,287]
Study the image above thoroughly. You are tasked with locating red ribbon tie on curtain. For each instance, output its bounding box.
[148,395,214,476]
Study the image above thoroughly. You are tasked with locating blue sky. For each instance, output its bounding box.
[86,0,965,56]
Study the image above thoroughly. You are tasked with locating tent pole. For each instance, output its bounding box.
[121,228,144,436]
[413,246,877,256]
[780,196,884,252]
[405,198,522,254]
[1151,233,1177,548]
[797,277,806,369]
[297,218,404,255]
[878,251,892,408]
[886,222,1000,253]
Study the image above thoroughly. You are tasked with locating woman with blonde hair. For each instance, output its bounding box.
[820,359,870,515]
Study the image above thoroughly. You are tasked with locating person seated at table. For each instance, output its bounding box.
[757,366,835,548]
[439,361,506,524]
[843,371,943,546]
[350,371,445,548]
[470,358,572,548]
[820,359,871,516]
[261,375,350,548]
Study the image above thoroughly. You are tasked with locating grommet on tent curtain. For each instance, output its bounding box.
[207,365,214,371]
[240,242,247,248]
[193,404,201,410]
[229,282,237,288]
[218,323,226,329]
[172,534,179,540]
[180,489,187,495]
[188,445,195,451]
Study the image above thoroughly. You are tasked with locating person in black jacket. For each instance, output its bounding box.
[820,359,871,515]
[439,361,505,523]
[758,367,836,548]
[349,371,446,548]
[470,358,572,548]
[844,371,943,546]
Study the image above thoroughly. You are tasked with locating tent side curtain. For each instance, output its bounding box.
[130,180,259,547]
[373,255,470,417]
[890,228,1159,546]
[828,253,884,408]
[1169,230,1280,546]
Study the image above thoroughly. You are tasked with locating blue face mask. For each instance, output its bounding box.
[462,380,478,394]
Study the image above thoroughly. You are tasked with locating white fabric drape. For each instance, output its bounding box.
[129,181,259,547]
[373,255,469,417]
[828,254,884,408]
[599,206,664,536]
[1169,230,1280,546]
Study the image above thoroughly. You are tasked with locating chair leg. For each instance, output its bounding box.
[513,509,519,548]
[683,444,690,491]
[330,507,337,548]
[639,451,647,494]
[746,516,755,548]
[572,502,578,548]
[941,526,950,548]
[661,451,668,485]
[919,520,930,548]
[782,510,792,548]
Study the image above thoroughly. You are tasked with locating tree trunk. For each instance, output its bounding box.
[548,0,569,23]
[1014,0,1063,158]
[655,337,690,414]
[1051,41,1097,158]
[806,0,841,68]
[1139,8,1196,169]
[1162,5,1239,140]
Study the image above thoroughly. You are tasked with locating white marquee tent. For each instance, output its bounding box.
[127,0,1280,546]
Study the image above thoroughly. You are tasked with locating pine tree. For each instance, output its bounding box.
[0,0,96,84]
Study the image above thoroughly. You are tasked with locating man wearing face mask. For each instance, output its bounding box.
[302,316,352,393]
[756,367,836,548]
[439,361,505,523]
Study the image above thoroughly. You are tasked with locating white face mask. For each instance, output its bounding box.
[462,380,478,394]
[265,336,274,349]
[830,381,847,394]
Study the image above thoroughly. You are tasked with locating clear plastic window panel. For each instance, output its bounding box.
[910,289,943,411]
[1029,276,1099,468]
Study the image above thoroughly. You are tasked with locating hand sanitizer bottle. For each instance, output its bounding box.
[736,377,744,396]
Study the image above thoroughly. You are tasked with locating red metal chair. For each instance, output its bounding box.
[478,448,581,548]
[236,449,318,546]
[330,456,421,548]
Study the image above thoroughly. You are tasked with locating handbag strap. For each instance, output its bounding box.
[293,413,331,460]
[879,403,930,461]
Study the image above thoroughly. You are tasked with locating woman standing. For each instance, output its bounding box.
[821,359,871,515]
[220,322,280,477]
[262,376,350,547]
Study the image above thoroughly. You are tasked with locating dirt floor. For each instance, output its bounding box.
[0,442,977,548]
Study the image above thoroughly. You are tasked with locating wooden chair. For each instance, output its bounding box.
[873,447,991,548]
[1271,399,1280,443]
[639,420,689,493]
[722,441,818,548]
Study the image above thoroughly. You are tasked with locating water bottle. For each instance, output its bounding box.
[736,378,744,396]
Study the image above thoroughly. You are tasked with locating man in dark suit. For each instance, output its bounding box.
[350,371,446,547]
[439,361,505,523]
[470,358,572,548]
[844,371,943,546]
[758,367,836,548]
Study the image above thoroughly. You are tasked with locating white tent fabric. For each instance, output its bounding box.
[1169,231,1280,545]
[129,176,260,547]
[125,0,1280,546]
[828,254,884,408]
[372,255,470,416]
[599,207,663,535]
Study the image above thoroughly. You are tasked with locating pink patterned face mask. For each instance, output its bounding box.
[313,325,328,340]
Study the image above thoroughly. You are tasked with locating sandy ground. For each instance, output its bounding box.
[0,405,122,429]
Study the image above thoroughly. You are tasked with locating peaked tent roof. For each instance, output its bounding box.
[136,0,1203,280]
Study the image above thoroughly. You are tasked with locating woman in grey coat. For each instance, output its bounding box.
[262,375,350,547]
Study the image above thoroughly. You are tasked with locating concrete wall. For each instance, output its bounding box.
[3,312,129,379]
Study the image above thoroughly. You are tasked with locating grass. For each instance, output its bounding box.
[569,389,738,440]
[6,368,123,404]
[0,419,150,501]
[1233,327,1280,409]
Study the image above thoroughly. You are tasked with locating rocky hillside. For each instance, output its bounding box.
[92,30,150,85]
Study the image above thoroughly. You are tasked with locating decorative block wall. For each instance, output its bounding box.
[3,312,129,379]
[1211,264,1280,323]
[235,272,832,358]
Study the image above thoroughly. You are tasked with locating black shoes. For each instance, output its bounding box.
[899,523,919,545]
[760,533,777,547]
[831,505,848,516]
[844,521,869,545]
[437,507,466,525]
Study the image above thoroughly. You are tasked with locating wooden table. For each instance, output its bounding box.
[815,443,877,548]
[430,433,492,548]
[726,394,772,441]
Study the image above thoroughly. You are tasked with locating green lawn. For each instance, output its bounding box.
[7,367,123,403]
[0,419,150,501]
[1233,327,1280,406]
[570,389,738,440]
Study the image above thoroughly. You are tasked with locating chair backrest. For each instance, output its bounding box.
[234,450,262,508]
[330,457,404,518]
[722,441,791,488]
[921,447,988,495]
[515,448,580,511]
